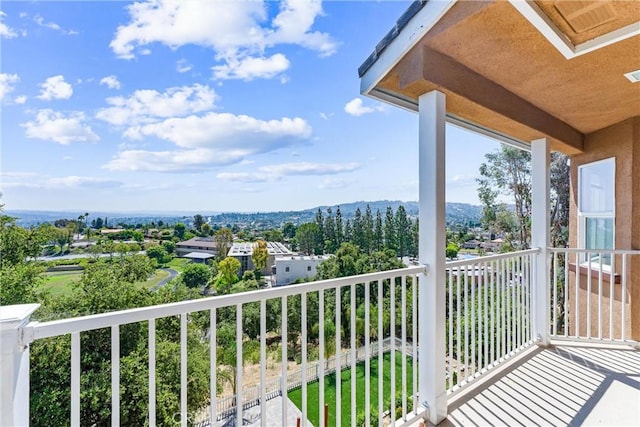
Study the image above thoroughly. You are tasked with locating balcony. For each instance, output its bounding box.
[1,249,638,426]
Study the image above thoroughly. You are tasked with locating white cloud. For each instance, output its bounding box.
[212,53,290,81]
[0,11,17,38]
[176,58,192,73]
[318,177,351,190]
[105,114,312,172]
[14,95,27,104]
[22,109,99,144]
[99,75,121,90]
[96,83,217,125]
[217,161,359,183]
[1,173,121,189]
[0,73,19,101]
[448,174,477,188]
[37,75,73,100]
[109,0,337,80]
[344,97,385,117]
[33,14,78,35]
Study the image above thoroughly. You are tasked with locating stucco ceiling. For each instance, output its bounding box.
[369,1,640,154]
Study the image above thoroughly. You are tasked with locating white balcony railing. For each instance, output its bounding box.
[549,248,640,345]
[1,266,426,427]
[445,249,538,395]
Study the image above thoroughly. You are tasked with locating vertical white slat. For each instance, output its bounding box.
[483,261,489,371]
[587,254,593,338]
[401,275,407,420]
[260,300,267,427]
[476,262,482,372]
[351,284,357,427]
[236,304,243,425]
[412,274,418,414]
[564,251,570,337]
[609,254,615,340]
[318,290,325,427]
[598,254,603,340]
[180,313,187,427]
[501,258,506,358]
[390,277,396,422]
[149,319,156,427]
[377,280,383,427]
[509,256,514,353]
[301,292,308,426]
[471,263,476,378]
[71,331,80,427]
[209,310,216,426]
[517,255,523,348]
[112,325,120,427]
[455,267,461,385]
[448,267,453,390]
[621,254,627,341]
[364,282,371,427]
[575,252,581,338]
[335,287,342,427]
[281,296,288,424]
[463,265,469,382]
[552,252,558,336]
[490,261,495,365]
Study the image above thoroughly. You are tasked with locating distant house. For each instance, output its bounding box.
[227,241,292,276]
[176,237,216,257]
[182,251,215,264]
[274,255,332,286]
[101,228,124,235]
[462,239,482,249]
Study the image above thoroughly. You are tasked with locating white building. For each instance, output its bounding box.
[227,241,292,276]
[274,255,332,287]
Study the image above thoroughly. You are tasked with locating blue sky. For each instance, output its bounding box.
[1,0,502,213]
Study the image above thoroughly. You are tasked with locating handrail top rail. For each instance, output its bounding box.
[548,247,640,255]
[445,248,540,268]
[28,265,427,341]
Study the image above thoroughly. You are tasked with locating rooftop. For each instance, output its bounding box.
[227,241,292,257]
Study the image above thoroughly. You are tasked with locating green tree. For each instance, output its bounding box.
[446,243,459,259]
[251,239,269,276]
[182,263,212,288]
[173,222,186,240]
[373,209,384,252]
[217,257,241,292]
[315,208,325,254]
[146,245,171,265]
[395,206,411,257]
[384,206,396,252]
[193,214,205,232]
[324,207,337,253]
[161,240,176,254]
[335,206,344,246]
[215,227,233,261]
[363,204,374,253]
[282,222,296,239]
[296,222,320,255]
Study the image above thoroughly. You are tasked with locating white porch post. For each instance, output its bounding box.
[531,138,550,346]
[418,90,447,424]
[0,303,39,427]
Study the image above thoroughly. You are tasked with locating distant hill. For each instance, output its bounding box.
[7,201,482,229]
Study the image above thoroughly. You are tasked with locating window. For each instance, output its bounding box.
[307,266,312,272]
[285,266,290,272]
[578,158,615,267]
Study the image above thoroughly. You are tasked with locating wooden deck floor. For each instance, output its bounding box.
[436,343,640,426]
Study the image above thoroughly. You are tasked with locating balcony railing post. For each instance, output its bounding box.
[0,303,40,427]
[531,138,550,346]
[418,90,447,424]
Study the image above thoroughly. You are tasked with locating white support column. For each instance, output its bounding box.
[531,138,550,346]
[418,90,447,424]
[0,303,40,427]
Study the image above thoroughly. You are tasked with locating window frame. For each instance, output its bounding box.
[577,157,615,269]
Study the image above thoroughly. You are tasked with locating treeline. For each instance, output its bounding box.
[291,204,419,258]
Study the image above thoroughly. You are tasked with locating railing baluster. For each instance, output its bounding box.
[621,254,627,341]
[319,290,325,427]
[412,274,417,415]
[351,284,357,427]
[564,251,569,337]
[509,255,514,353]
[456,266,461,385]
[180,313,187,427]
[477,262,482,373]
[575,251,581,338]
[609,254,615,340]
[236,304,243,426]
[587,253,593,339]
[448,266,453,390]
[281,296,288,425]
[112,325,120,427]
[377,280,383,426]
[464,264,469,382]
[483,260,488,372]
[335,287,341,427]
[390,277,396,422]
[365,281,371,427]
[598,254,603,340]
[260,299,267,427]
[552,251,558,336]
[71,331,80,427]
[401,276,407,420]
[209,310,215,425]
[471,263,476,377]
[490,260,495,365]
[301,292,307,426]
[149,319,156,427]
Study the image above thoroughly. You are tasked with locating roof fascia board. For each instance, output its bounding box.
[510,0,640,59]
[360,0,457,96]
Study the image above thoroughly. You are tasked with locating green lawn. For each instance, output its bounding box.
[167,257,190,273]
[43,271,83,296]
[289,352,414,427]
